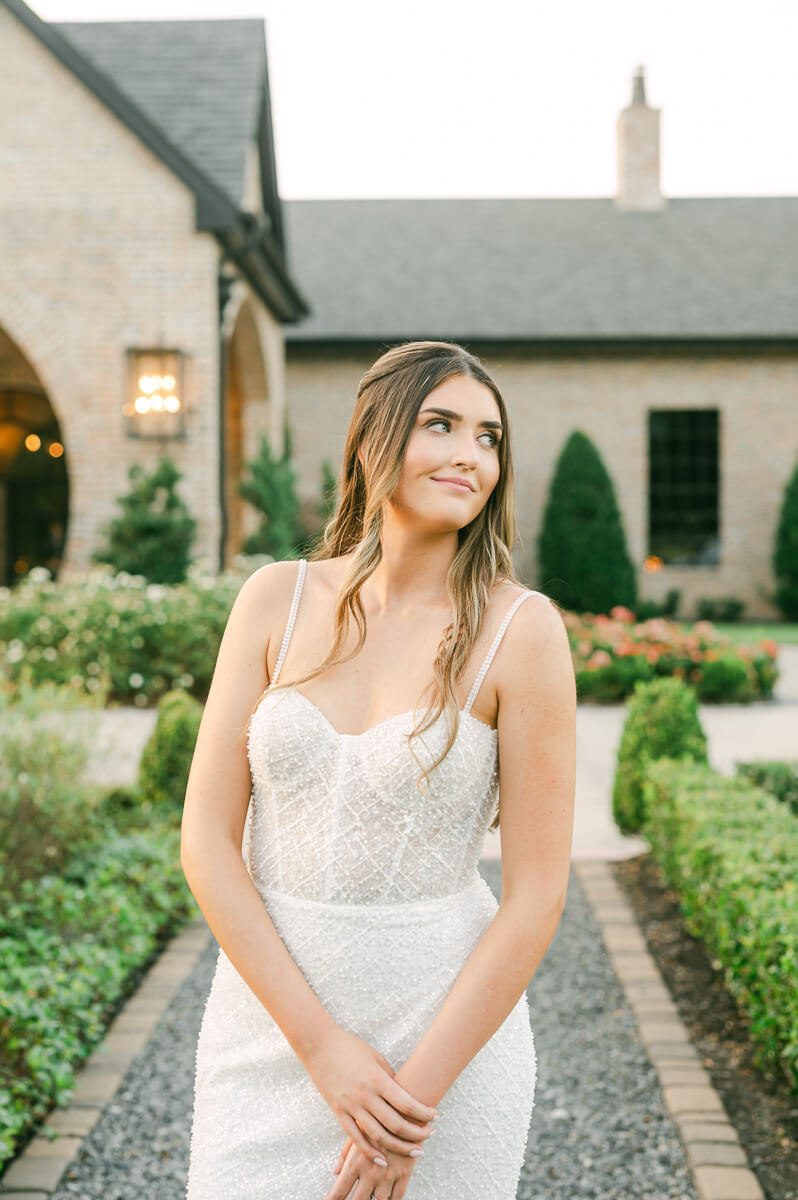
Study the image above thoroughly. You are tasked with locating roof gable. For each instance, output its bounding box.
[0,0,305,320]
[52,18,265,213]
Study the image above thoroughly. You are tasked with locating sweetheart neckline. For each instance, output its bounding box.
[258,685,498,741]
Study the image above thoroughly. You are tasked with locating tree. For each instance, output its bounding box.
[238,426,302,560]
[773,457,798,620]
[537,430,637,613]
[92,457,196,583]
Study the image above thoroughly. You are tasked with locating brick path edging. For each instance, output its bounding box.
[0,912,212,1198]
[573,859,765,1200]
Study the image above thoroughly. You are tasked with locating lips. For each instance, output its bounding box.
[432,477,475,493]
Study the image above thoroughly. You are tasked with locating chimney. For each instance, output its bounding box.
[615,66,666,211]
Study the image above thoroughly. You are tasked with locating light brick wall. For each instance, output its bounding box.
[0,8,222,577]
[285,344,798,619]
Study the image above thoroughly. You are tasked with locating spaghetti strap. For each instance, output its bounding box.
[463,589,540,714]
[271,559,307,686]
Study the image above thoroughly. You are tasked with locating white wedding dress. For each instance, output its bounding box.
[186,560,538,1198]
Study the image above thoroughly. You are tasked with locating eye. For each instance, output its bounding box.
[424,417,500,448]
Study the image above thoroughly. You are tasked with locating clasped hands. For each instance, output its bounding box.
[303,1026,438,1200]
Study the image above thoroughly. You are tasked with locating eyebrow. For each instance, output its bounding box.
[418,405,503,433]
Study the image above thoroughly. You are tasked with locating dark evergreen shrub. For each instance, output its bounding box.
[239,425,302,560]
[537,430,637,613]
[773,458,798,619]
[612,676,708,834]
[695,596,746,622]
[634,589,681,620]
[92,457,196,584]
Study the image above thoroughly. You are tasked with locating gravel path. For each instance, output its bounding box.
[51,861,697,1200]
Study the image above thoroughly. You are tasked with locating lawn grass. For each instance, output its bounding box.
[685,622,798,646]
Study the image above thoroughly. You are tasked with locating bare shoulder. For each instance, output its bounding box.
[237,557,303,611]
[490,581,573,694]
[490,579,566,636]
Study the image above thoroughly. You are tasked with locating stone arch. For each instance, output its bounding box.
[0,319,70,585]
[223,293,273,564]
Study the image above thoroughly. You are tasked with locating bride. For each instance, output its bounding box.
[181,339,576,1199]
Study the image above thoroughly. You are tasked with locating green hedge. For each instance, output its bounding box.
[0,683,200,1172]
[0,825,197,1169]
[642,759,798,1093]
[734,760,798,816]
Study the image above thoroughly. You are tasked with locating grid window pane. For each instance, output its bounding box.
[648,409,720,565]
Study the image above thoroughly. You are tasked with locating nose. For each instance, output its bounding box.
[451,437,479,469]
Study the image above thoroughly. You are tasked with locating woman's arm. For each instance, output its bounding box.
[391,593,576,1106]
[180,562,438,1160]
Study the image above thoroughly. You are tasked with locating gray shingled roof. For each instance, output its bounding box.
[54,19,265,207]
[282,196,798,341]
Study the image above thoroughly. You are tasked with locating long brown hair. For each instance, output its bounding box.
[251,339,521,830]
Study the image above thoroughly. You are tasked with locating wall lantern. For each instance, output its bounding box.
[124,348,186,439]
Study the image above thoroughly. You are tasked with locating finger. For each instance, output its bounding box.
[371,1097,436,1143]
[322,1159,358,1200]
[383,1078,439,1123]
[354,1170,388,1200]
[332,1138,353,1174]
[339,1112,387,1168]
[357,1108,427,1159]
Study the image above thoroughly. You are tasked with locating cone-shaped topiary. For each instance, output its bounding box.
[92,457,196,584]
[238,426,302,560]
[537,430,637,613]
[612,676,708,835]
[773,458,798,620]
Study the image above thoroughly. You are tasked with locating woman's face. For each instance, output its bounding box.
[389,374,503,530]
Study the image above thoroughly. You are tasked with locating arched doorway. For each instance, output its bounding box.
[224,298,271,565]
[0,326,69,585]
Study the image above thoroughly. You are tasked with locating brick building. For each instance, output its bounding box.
[1,0,796,616]
[0,0,308,585]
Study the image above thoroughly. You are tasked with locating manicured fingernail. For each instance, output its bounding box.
[374,1156,388,1167]
[410,1149,424,1157]
[427,1126,437,1134]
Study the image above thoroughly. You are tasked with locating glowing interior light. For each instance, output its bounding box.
[150,393,165,411]
[643,555,664,573]
[135,395,151,413]
[25,433,41,451]
[48,442,64,458]
[162,375,175,390]
[165,394,181,412]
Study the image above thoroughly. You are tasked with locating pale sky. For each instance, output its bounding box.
[29,0,798,200]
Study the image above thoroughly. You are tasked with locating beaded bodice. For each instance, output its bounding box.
[244,560,537,905]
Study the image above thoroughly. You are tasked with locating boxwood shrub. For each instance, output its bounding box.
[137,688,203,810]
[734,760,798,816]
[612,677,708,834]
[642,759,798,1093]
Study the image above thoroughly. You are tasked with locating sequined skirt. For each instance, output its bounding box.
[185,873,536,1199]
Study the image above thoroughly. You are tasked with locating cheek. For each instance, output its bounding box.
[401,430,436,473]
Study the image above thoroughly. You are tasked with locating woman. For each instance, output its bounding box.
[181,340,576,1200]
